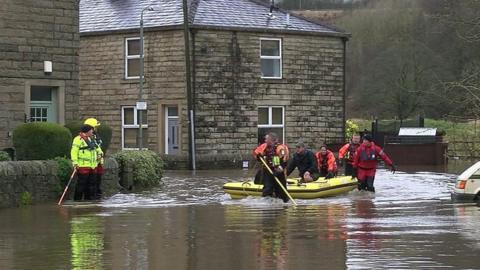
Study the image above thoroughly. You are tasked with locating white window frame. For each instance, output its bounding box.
[258,106,285,143]
[121,106,148,150]
[260,38,282,79]
[125,37,141,79]
[29,106,49,122]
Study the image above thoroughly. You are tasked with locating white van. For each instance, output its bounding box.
[451,161,480,201]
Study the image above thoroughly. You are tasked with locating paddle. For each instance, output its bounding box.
[258,156,297,205]
[57,168,77,206]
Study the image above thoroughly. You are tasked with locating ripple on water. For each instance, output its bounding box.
[96,168,456,209]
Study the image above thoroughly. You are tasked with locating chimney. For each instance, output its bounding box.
[286,13,290,27]
[266,0,275,19]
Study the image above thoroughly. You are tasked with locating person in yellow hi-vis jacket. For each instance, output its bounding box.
[71,124,103,200]
[84,118,103,199]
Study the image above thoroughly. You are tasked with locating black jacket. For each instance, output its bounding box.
[286,149,318,177]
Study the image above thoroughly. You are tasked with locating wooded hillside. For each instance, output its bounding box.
[278,0,480,122]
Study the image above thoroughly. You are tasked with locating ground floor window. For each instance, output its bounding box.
[122,106,148,149]
[257,106,284,144]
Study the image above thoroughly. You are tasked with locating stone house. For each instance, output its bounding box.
[80,0,349,168]
[0,0,79,153]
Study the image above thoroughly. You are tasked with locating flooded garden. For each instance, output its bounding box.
[1,164,479,269]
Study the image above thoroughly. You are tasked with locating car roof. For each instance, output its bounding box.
[458,161,480,180]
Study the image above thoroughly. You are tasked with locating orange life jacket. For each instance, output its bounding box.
[253,143,289,162]
[315,150,337,173]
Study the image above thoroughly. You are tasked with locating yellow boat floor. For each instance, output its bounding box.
[223,176,358,200]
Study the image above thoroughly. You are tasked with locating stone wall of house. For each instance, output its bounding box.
[0,157,120,208]
[193,30,345,156]
[79,28,345,164]
[79,30,187,154]
[0,0,80,149]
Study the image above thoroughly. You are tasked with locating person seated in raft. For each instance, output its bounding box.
[314,145,338,179]
[286,141,320,183]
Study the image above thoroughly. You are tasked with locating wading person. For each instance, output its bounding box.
[315,145,338,179]
[253,132,290,202]
[84,118,104,199]
[286,141,319,183]
[338,134,361,176]
[71,124,102,201]
[352,134,396,192]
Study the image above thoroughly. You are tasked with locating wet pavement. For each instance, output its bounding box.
[1,166,480,270]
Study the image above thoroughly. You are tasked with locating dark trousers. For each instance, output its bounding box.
[94,174,102,199]
[344,163,354,176]
[254,168,264,185]
[357,176,375,192]
[262,170,289,203]
[74,171,97,201]
[95,165,104,200]
[319,169,336,178]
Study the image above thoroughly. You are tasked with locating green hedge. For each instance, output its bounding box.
[65,120,112,154]
[52,157,74,186]
[13,122,72,160]
[113,150,164,188]
[346,119,360,140]
[0,151,10,161]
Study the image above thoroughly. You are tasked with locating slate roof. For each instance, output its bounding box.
[80,0,346,36]
[193,0,341,34]
[80,0,184,33]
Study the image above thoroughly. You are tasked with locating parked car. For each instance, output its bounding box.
[451,161,480,201]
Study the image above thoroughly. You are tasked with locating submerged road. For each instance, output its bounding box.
[0,168,479,269]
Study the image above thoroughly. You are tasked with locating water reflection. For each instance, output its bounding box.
[222,204,350,270]
[1,168,480,270]
[453,203,480,249]
[255,208,288,270]
[70,215,104,270]
[346,198,382,269]
[349,199,381,251]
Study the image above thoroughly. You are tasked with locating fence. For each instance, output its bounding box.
[370,116,426,147]
[385,136,444,144]
[384,136,448,166]
[447,140,480,159]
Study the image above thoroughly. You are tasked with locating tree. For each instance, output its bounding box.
[432,0,480,120]
[440,62,480,119]
[359,41,447,121]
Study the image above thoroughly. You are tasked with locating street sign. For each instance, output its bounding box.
[136,101,147,110]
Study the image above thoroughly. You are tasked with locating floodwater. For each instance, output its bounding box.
[1,163,480,270]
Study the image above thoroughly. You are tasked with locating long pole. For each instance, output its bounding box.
[259,156,297,205]
[183,0,195,170]
[57,168,77,205]
[138,7,148,150]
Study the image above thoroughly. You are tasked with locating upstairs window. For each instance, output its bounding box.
[260,38,282,79]
[125,38,141,79]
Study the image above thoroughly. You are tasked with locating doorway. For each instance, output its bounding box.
[165,106,179,154]
[29,86,58,122]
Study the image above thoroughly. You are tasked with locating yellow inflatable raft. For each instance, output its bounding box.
[223,176,358,199]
